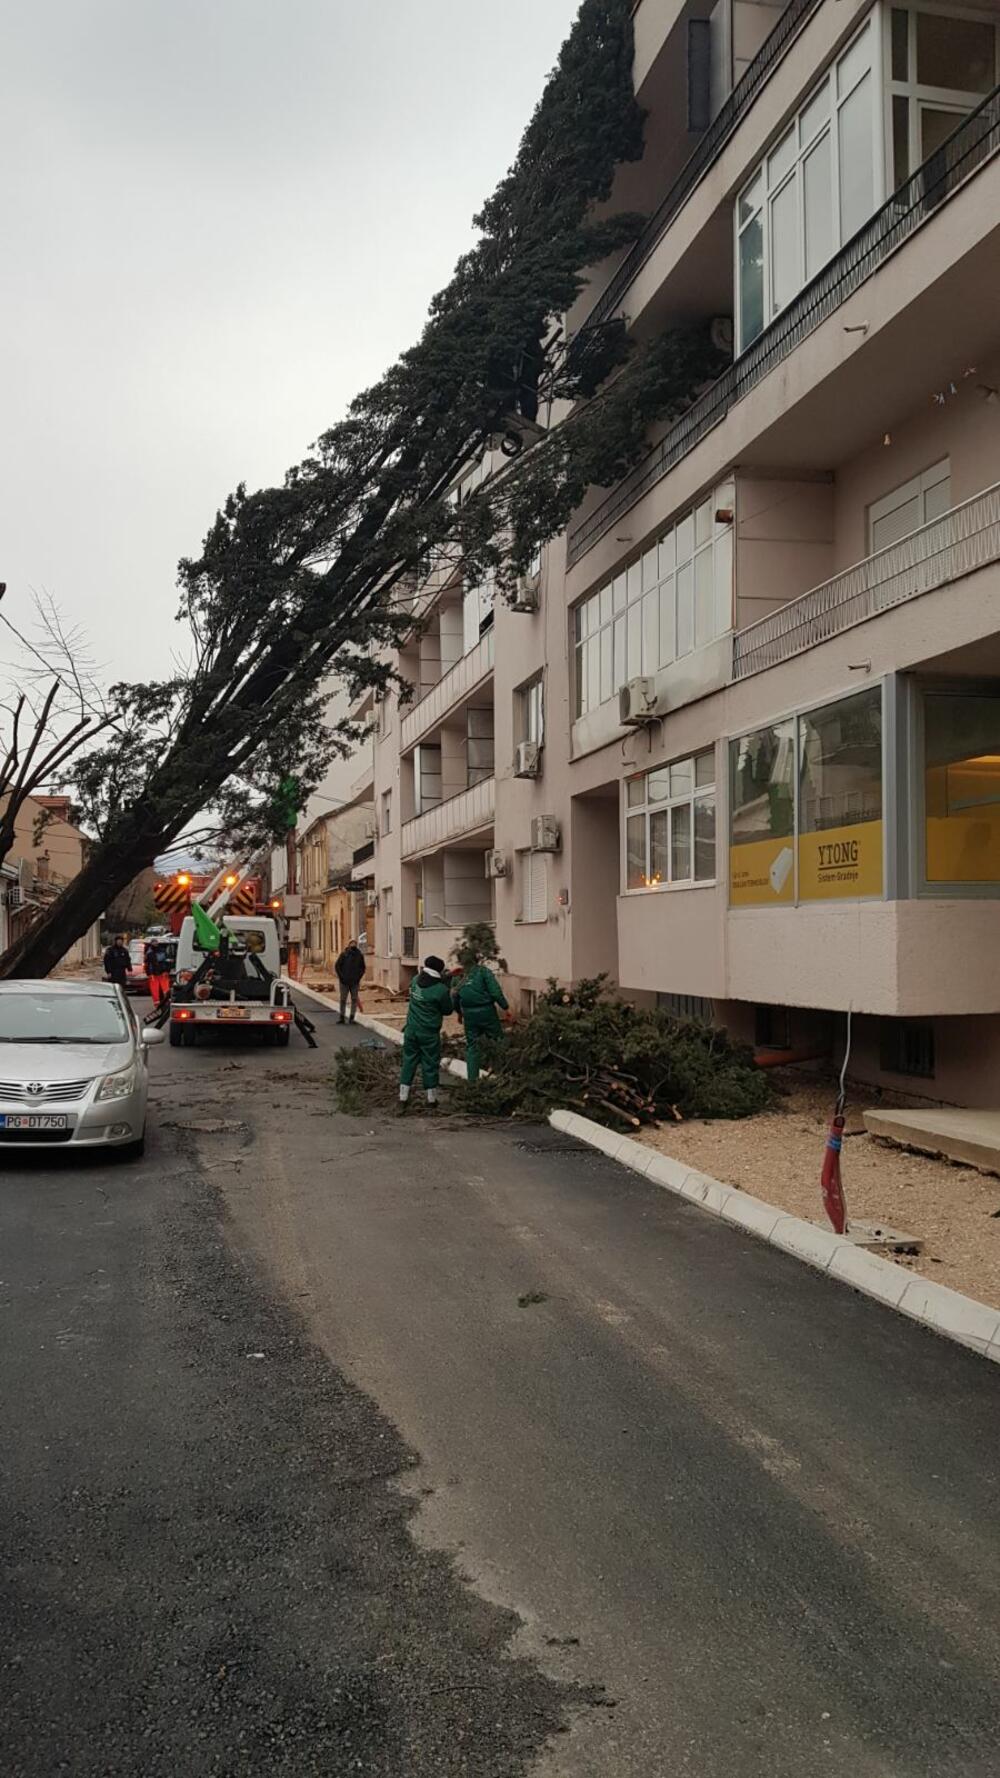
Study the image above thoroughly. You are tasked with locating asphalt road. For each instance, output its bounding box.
[3,996,1000,1777]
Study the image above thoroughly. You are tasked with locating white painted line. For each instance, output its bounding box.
[549,1108,1000,1367]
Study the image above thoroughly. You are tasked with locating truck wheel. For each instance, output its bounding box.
[272,1027,291,1048]
[182,1026,197,1047]
[169,1024,183,1047]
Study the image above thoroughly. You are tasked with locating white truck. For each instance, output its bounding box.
[168,914,294,1048]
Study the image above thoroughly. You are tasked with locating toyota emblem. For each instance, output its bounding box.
[26,1082,44,1096]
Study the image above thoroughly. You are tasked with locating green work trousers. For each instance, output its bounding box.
[401,1027,442,1090]
[464,1011,503,1083]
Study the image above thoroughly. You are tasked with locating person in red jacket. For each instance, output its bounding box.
[144,936,173,1007]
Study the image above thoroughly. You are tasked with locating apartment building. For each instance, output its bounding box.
[363,0,1000,1104]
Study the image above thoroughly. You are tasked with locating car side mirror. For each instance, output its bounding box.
[141,1026,166,1046]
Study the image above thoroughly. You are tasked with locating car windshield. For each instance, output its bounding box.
[0,992,130,1045]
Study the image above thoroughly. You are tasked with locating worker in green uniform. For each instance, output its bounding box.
[398,955,452,1114]
[452,956,509,1083]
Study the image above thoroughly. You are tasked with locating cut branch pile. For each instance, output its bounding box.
[456,978,773,1128]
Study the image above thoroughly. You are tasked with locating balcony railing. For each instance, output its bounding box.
[401,628,495,752]
[401,778,496,858]
[733,483,1000,679]
[584,0,823,335]
[568,87,1000,567]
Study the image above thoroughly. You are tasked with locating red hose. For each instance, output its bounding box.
[821,1111,848,1234]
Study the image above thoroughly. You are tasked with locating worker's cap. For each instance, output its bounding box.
[424,955,446,973]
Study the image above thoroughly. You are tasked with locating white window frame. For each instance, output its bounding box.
[574,485,734,719]
[518,849,549,924]
[735,17,884,353]
[622,749,717,894]
[885,2,998,189]
[381,789,392,836]
[868,457,950,551]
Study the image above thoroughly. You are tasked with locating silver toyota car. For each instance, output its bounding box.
[0,980,164,1158]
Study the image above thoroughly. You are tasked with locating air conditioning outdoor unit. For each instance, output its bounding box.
[365,890,379,910]
[484,849,509,879]
[5,885,22,910]
[510,576,540,614]
[514,741,542,779]
[619,676,661,726]
[530,815,561,853]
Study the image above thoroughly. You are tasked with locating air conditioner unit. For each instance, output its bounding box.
[365,890,379,909]
[510,576,540,614]
[514,741,542,779]
[530,815,561,853]
[5,884,23,910]
[484,849,509,879]
[619,677,661,726]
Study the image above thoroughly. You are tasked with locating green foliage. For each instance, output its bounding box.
[458,978,773,1126]
[451,922,507,974]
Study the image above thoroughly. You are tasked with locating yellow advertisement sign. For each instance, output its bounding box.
[797,819,883,901]
[730,836,795,907]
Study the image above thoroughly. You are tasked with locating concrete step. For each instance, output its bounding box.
[864,1107,1000,1176]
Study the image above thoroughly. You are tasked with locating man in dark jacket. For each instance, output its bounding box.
[144,936,174,1007]
[334,938,366,1024]
[103,936,132,987]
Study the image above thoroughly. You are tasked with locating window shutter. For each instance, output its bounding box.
[524,852,548,924]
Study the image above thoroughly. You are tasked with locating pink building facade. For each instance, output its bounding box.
[359,0,1000,1105]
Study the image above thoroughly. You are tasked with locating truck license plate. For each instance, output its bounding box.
[216,1007,250,1020]
[0,1114,70,1130]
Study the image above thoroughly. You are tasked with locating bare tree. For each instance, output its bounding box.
[0,588,116,873]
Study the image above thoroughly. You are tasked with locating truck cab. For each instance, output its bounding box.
[169,915,292,1047]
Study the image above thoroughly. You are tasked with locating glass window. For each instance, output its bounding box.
[520,851,549,923]
[0,991,128,1044]
[891,7,909,83]
[916,12,994,94]
[613,573,627,613]
[694,548,714,648]
[659,577,676,668]
[676,563,694,657]
[770,175,800,314]
[798,688,883,899]
[739,215,765,347]
[730,721,796,904]
[920,103,964,159]
[803,130,833,278]
[642,590,659,675]
[735,20,881,349]
[893,94,910,186]
[626,816,647,889]
[839,73,874,239]
[623,751,716,891]
[730,692,885,905]
[924,693,1000,884]
[600,627,613,704]
[671,803,692,881]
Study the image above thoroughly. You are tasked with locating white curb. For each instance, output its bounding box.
[549,1108,1000,1366]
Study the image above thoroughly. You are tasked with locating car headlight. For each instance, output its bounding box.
[96,1062,139,1102]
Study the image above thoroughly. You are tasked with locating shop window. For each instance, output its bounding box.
[868,459,950,552]
[880,1019,935,1078]
[736,20,878,352]
[730,688,884,904]
[798,688,883,900]
[519,851,548,924]
[888,5,997,187]
[574,488,733,717]
[730,721,796,904]
[924,692,1000,884]
[624,750,716,891]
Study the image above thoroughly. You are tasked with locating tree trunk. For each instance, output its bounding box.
[0,817,164,979]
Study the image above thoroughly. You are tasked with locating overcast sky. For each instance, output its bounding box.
[2,0,578,684]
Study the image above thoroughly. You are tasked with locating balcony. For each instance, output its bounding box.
[401,778,495,859]
[583,0,822,336]
[733,483,1000,680]
[569,87,1000,567]
[401,628,495,752]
